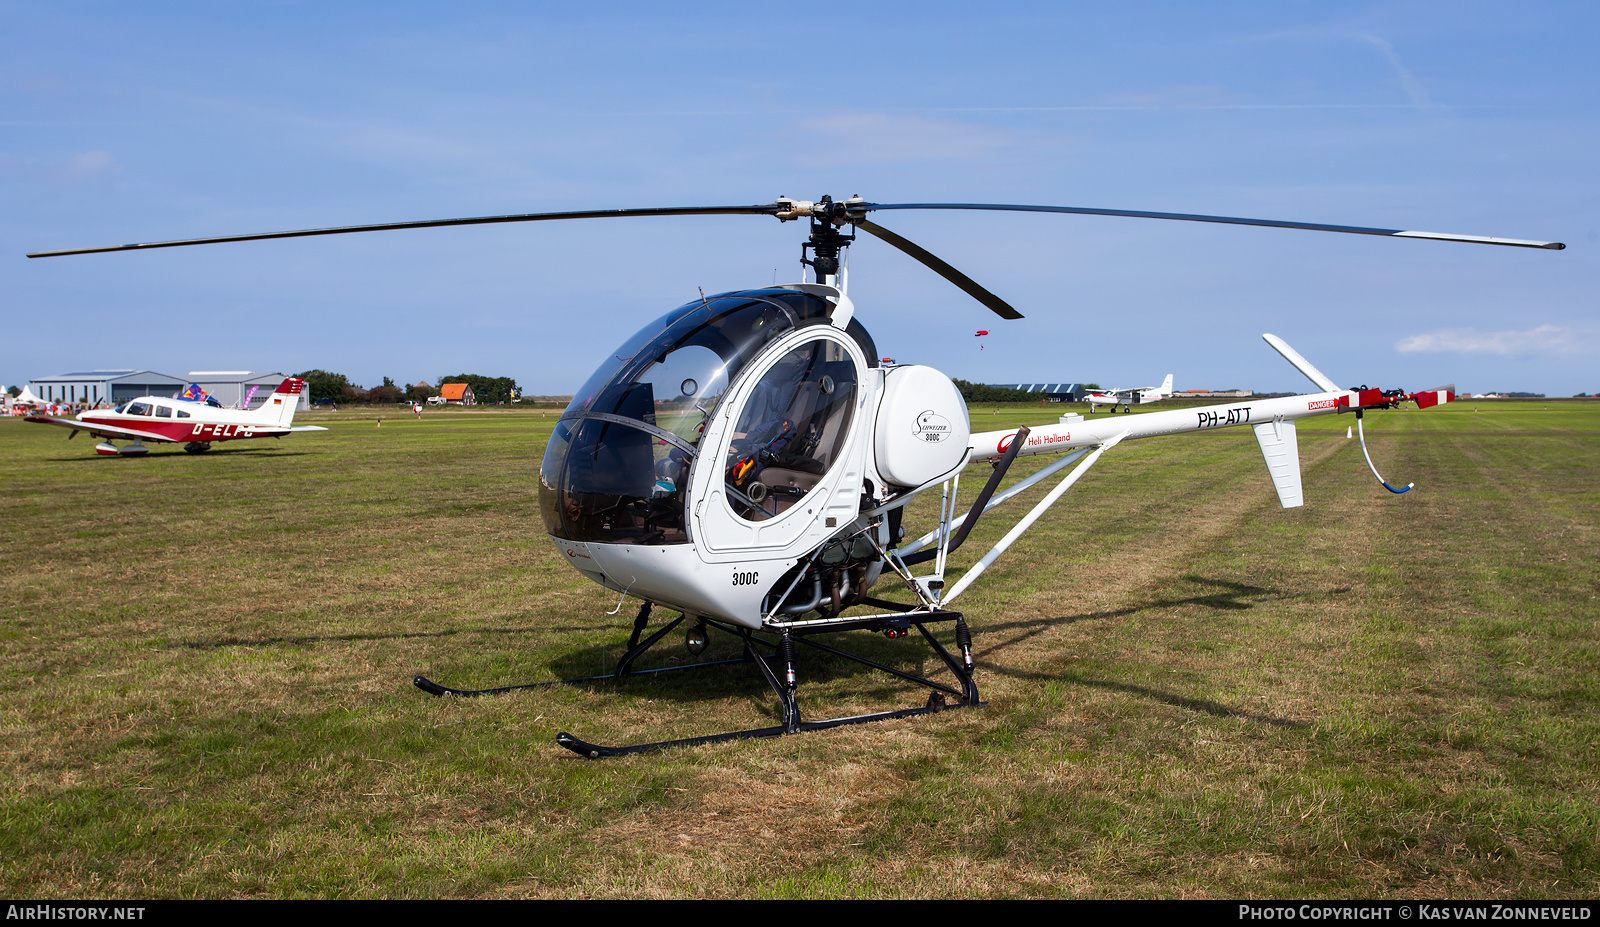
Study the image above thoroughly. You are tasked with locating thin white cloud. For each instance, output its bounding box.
[1352,33,1434,109]
[327,123,482,165]
[793,113,1014,164]
[60,150,121,182]
[1096,84,1233,109]
[1396,325,1592,356]
[1230,25,1440,109]
[0,150,122,185]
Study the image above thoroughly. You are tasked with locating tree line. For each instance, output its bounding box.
[436,373,519,405]
[294,370,519,405]
[951,379,1102,403]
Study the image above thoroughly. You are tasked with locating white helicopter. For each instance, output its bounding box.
[28,196,1563,757]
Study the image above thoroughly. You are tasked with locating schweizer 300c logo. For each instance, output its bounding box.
[913,410,952,443]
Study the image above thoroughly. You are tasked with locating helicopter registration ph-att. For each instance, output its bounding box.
[27,195,1561,757]
[25,377,326,456]
[1085,373,1174,414]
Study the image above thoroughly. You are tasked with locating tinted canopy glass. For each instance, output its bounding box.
[540,289,838,545]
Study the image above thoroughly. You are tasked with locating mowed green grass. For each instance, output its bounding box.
[1,400,1595,898]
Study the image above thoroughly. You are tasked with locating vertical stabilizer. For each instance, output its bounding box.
[254,378,305,427]
[1252,418,1303,508]
[1158,374,1174,397]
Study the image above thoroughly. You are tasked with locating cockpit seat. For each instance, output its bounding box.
[757,466,823,494]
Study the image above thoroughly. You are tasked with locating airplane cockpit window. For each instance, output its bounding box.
[126,402,152,416]
[154,405,172,418]
[724,338,858,522]
[541,288,842,545]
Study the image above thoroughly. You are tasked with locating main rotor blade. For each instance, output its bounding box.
[26,204,784,258]
[862,203,1566,250]
[853,218,1024,320]
[1262,333,1340,392]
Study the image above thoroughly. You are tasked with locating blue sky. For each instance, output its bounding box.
[4,2,1595,397]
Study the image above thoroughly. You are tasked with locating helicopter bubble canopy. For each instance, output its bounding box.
[539,287,876,547]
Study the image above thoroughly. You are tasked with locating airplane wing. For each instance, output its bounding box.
[24,415,178,442]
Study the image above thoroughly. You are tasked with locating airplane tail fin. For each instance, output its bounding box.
[1159,373,1174,397]
[253,378,305,427]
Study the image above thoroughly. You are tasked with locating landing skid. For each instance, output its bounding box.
[415,600,983,758]
[556,695,970,758]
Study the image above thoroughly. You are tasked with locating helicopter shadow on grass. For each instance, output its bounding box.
[532,576,1347,719]
[541,616,973,715]
[175,623,558,650]
[968,575,1350,728]
[174,609,646,650]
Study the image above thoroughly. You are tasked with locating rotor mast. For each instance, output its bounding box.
[778,194,866,290]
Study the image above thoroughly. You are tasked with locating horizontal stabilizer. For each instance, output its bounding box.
[1252,418,1303,508]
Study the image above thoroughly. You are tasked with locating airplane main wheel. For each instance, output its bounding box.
[184,442,211,454]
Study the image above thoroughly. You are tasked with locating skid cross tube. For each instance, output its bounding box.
[556,607,983,758]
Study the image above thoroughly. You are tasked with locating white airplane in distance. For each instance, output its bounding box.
[25,377,326,456]
[1085,373,1174,413]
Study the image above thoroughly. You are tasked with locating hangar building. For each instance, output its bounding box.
[994,382,1088,402]
[27,369,310,410]
[27,370,187,407]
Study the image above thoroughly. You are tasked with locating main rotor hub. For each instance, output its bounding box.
[784,195,866,282]
[773,194,866,226]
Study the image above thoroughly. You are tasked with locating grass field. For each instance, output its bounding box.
[1,399,1595,898]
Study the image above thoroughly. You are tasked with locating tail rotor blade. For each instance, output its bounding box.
[1412,386,1456,409]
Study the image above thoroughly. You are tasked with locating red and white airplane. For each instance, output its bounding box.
[25,377,326,456]
[1085,373,1174,413]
